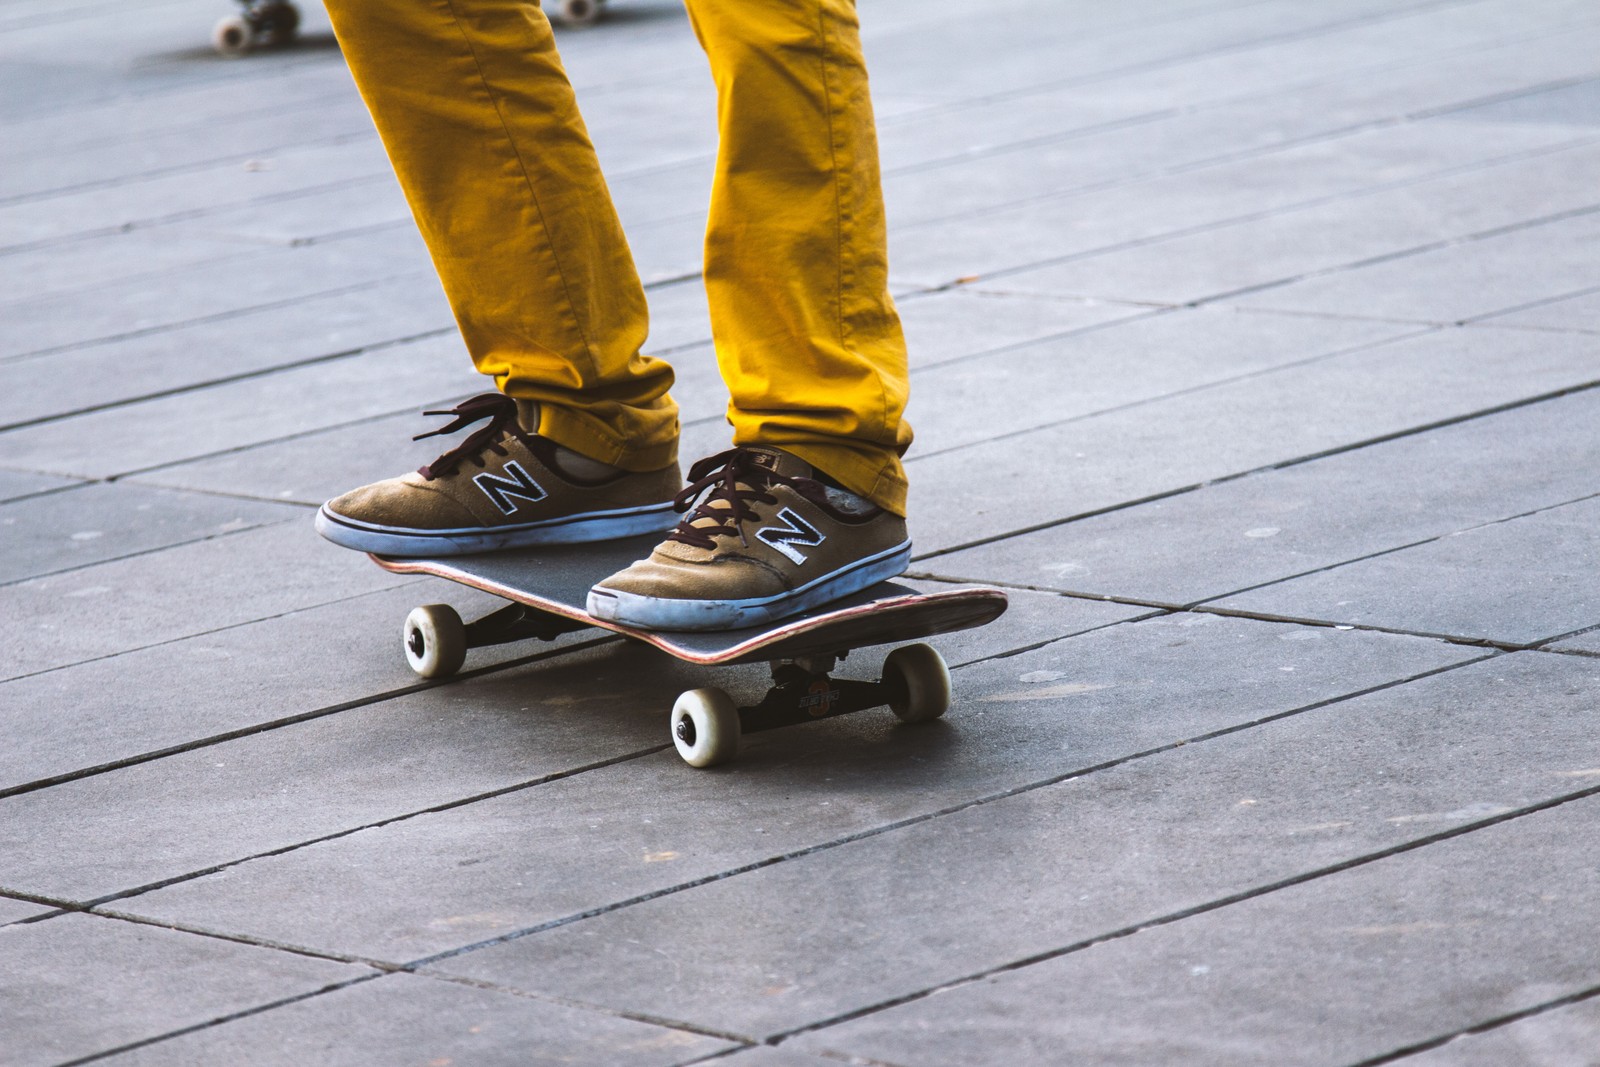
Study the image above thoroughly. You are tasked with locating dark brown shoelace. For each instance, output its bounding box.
[413,393,525,480]
[668,449,813,550]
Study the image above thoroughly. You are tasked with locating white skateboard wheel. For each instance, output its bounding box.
[213,15,253,55]
[403,604,467,679]
[561,0,600,24]
[884,643,950,723]
[671,688,740,767]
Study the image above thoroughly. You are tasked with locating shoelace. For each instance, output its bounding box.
[667,449,811,550]
[413,393,524,480]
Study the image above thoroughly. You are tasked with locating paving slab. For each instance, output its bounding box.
[0,482,295,585]
[0,640,722,902]
[897,288,1153,371]
[0,332,484,480]
[0,579,587,793]
[797,795,1600,1067]
[1551,627,1600,657]
[0,269,450,430]
[1479,287,1600,333]
[928,388,1600,605]
[115,615,1470,963]
[0,911,368,1067]
[1393,996,1600,1067]
[0,227,257,307]
[0,468,80,503]
[984,130,1600,306]
[97,971,732,1067]
[433,651,1594,1038]
[906,321,1600,555]
[1213,494,1600,645]
[1,519,404,681]
[906,305,1407,455]
[1233,205,1600,325]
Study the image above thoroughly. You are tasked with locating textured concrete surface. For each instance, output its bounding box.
[4,0,1597,1063]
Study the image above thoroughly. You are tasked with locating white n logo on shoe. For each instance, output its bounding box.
[756,507,826,565]
[474,461,547,515]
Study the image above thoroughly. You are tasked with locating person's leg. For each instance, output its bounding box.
[686,0,912,515]
[316,0,683,554]
[588,0,914,630]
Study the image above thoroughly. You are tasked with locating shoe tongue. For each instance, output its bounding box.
[513,399,540,435]
[743,447,812,480]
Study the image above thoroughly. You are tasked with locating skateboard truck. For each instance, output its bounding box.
[399,601,954,770]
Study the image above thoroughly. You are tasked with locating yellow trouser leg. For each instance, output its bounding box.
[684,0,913,515]
[323,0,678,471]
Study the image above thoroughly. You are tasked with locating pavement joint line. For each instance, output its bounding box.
[0,326,458,434]
[53,971,391,1067]
[0,269,433,369]
[900,69,1600,232]
[1349,981,1600,1067]
[0,515,301,591]
[949,131,1600,289]
[912,374,1600,563]
[0,574,429,689]
[74,740,669,916]
[0,129,380,209]
[0,172,397,260]
[1189,199,1600,308]
[904,318,1441,468]
[1461,280,1600,327]
[0,475,93,506]
[0,631,623,801]
[771,775,1600,1049]
[399,653,1495,979]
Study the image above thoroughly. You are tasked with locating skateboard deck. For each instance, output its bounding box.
[371,534,1008,767]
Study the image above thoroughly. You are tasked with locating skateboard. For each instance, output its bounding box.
[213,0,300,56]
[372,534,1008,768]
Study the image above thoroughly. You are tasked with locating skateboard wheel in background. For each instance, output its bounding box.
[212,15,253,56]
[403,604,467,679]
[671,688,740,768]
[560,0,601,24]
[883,643,951,723]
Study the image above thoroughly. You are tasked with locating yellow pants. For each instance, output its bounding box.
[324,0,912,514]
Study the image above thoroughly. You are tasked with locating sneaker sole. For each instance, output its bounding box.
[585,541,913,632]
[315,501,679,556]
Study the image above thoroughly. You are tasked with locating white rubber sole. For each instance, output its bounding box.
[315,500,678,556]
[586,541,912,632]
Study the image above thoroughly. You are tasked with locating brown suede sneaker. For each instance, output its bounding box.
[315,393,680,556]
[586,447,911,631]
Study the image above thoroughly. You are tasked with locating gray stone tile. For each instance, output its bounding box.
[0,270,452,430]
[900,584,1149,668]
[0,640,720,901]
[117,615,1470,963]
[977,133,1600,306]
[1214,495,1600,645]
[0,580,585,793]
[798,794,1600,1067]
[1233,210,1600,325]
[97,972,732,1067]
[905,322,1600,555]
[929,388,1600,605]
[0,482,295,585]
[1393,997,1600,1067]
[898,288,1150,370]
[0,469,80,504]
[1552,627,1600,657]
[1479,288,1600,334]
[0,897,52,926]
[0,332,485,480]
[710,1050,835,1067]
[0,224,430,361]
[905,305,1406,454]
[435,651,1590,1038]
[0,228,255,307]
[1,519,402,681]
[0,912,367,1067]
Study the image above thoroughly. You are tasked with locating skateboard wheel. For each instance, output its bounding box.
[883,643,950,723]
[671,688,740,768]
[560,0,601,24]
[403,604,467,679]
[212,15,253,56]
[262,1,300,46]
